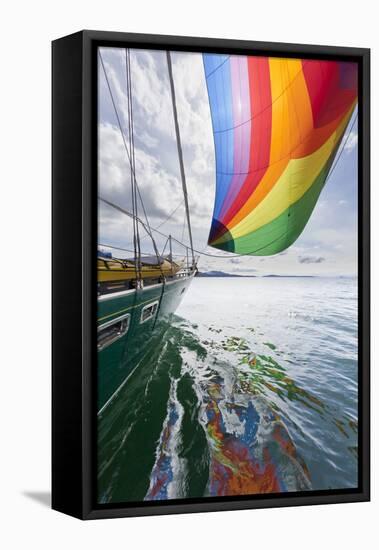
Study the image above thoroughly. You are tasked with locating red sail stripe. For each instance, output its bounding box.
[302,60,357,129]
[220,57,272,231]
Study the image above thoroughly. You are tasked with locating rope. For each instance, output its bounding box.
[98,242,184,260]
[166,51,195,265]
[209,61,312,135]
[99,50,164,277]
[125,49,140,281]
[324,111,357,183]
[99,196,284,258]
[140,199,184,241]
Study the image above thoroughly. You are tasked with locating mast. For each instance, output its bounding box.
[125,48,142,283]
[166,51,195,266]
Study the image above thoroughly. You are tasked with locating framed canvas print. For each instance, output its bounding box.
[52,30,370,519]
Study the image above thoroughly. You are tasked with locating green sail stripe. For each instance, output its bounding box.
[215,157,334,256]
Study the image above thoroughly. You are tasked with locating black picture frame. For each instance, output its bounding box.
[52,30,370,520]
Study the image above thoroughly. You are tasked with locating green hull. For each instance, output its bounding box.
[97,274,193,411]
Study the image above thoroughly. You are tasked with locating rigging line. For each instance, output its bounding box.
[125,50,158,263]
[157,199,184,228]
[106,194,185,249]
[99,242,184,259]
[100,48,138,273]
[102,194,183,248]
[166,50,195,265]
[99,243,148,256]
[204,55,231,79]
[99,196,151,233]
[99,52,134,189]
[140,199,185,241]
[99,197,176,284]
[160,238,169,258]
[125,49,162,275]
[100,196,189,251]
[324,111,358,184]
[126,49,142,270]
[213,102,358,177]
[100,196,189,250]
[212,60,312,134]
[99,197,165,275]
[99,50,162,266]
[99,195,284,257]
[125,48,139,280]
[180,209,186,244]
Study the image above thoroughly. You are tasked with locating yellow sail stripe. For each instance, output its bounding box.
[224,58,314,232]
[213,105,354,244]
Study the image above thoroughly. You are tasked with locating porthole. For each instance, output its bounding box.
[140,301,159,323]
[97,313,130,351]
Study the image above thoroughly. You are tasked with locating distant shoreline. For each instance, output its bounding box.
[196,271,356,279]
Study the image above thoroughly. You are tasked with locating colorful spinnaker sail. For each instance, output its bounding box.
[203,54,358,255]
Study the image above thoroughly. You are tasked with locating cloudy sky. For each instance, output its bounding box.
[98,47,358,276]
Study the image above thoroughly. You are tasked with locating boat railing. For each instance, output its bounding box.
[173,266,196,279]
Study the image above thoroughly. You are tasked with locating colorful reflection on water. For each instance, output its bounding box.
[98,278,358,503]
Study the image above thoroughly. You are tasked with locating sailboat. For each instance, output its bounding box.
[97,50,357,413]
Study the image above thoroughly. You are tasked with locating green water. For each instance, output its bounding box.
[97,277,358,503]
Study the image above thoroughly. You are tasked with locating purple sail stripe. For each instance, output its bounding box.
[219,56,251,221]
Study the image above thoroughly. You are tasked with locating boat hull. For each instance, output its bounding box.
[97,274,193,411]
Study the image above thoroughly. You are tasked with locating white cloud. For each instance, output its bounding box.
[98,48,216,264]
[298,255,326,264]
[345,129,358,152]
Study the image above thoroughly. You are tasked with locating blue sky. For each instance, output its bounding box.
[98,47,358,276]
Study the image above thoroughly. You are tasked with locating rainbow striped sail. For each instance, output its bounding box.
[203,54,358,255]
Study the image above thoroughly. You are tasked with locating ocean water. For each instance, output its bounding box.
[97,276,358,503]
